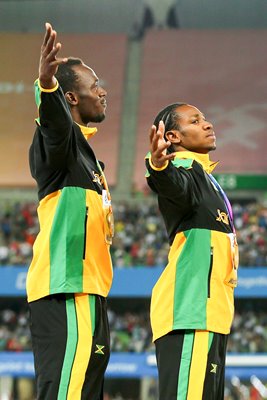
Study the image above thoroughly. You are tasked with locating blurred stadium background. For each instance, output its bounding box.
[0,0,267,399]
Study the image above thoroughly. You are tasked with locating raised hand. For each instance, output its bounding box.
[39,22,67,89]
[149,120,176,168]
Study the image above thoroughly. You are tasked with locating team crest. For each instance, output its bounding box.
[216,209,229,225]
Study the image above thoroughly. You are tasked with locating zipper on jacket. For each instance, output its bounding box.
[207,247,214,298]
[83,207,88,260]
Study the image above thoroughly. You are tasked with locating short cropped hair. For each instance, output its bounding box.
[55,57,83,93]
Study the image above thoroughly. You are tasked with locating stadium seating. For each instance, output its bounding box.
[0,33,128,188]
[134,30,267,190]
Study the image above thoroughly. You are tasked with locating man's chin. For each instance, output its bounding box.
[92,113,106,123]
[209,144,216,152]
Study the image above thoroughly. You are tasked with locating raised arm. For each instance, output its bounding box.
[32,23,74,171]
[35,23,72,129]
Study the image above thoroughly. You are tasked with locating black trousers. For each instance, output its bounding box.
[29,293,110,400]
[155,329,228,400]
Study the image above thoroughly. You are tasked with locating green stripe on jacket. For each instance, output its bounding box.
[173,229,211,329]
[50,187,86,292]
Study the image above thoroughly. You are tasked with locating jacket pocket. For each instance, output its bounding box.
[83,206,89,260]
[207,247,213,298]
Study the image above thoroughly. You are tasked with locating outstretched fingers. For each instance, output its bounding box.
[150,122,168,153]
[43,28,57,57]
[149,121,176,168]
[41,24,56,55]
[42,22,52,47]
[149,125,157,145]
[39,23,67,88]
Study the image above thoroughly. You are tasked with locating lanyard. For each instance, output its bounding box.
[208,174,235,232]
[96,160,111,202]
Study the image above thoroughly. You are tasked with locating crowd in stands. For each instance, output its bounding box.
[105,379,267,400]
[0,202,37,266]
[233,202,267,267]
[108,307,153,353]
[0,199,266,268]
[0,375,262,400]
[0,306,31,353]
[227,307,267,353]
[0,304,266,354]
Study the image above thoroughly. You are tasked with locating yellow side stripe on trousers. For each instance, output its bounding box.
[67,294,93,399]
[187,330,209,400]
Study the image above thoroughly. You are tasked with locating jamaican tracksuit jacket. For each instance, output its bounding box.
[27,80,113,302]
[145,151,239,341]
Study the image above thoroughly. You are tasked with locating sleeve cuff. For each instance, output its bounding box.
[37,78,59,93]
[149,156,169,171]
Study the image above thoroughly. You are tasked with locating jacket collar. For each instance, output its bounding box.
[175,151,219,173]
[76,123,97,140]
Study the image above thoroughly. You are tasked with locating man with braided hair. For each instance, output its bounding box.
[145,103,239,399]
[27,23,113,399]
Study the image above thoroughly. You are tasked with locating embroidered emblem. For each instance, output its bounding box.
[95,344,105,355]
[216,209,229,225]
[210,363,217,374]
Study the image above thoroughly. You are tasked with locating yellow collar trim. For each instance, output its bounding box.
[76,123,98,140]
[175,151,219,173]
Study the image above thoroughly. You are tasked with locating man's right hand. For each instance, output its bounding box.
[39,22,67,89]
[149,120,176,168]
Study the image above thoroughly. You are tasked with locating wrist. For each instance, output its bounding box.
[37,78,59,93]
[149,156,169,171]
[39,76,57,90]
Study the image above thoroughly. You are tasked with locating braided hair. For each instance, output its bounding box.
[153,102,187,153]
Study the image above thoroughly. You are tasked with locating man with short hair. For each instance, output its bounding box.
[27,23,113,399]
[145,102,239,400]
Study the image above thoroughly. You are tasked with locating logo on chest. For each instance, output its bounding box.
[216,209,229,225]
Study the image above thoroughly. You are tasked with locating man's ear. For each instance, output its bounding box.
[65,91,78,106]
[165,130,181,144]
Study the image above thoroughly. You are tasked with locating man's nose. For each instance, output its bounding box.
[99,87,107,97]
[203,121,213,130]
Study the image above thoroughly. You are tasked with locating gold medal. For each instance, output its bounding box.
[98,160,114,245]
[104,206,114,245]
